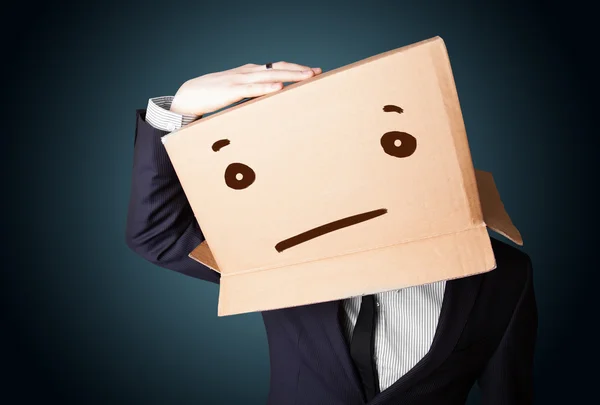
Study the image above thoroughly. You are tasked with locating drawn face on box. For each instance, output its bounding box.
[213,104,416,253]
[191,49,472,271]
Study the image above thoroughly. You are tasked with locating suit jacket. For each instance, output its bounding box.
[126,110,538,405]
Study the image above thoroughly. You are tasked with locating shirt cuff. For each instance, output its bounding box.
[145,96,199,132]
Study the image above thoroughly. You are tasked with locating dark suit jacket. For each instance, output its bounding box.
[126,110,538,405]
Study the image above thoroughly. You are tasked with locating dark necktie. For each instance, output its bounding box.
[350,294,380,401]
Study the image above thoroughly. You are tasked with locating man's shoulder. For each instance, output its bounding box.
[490,237,532,279]
[480,237,533,302]
[456,237,534,343]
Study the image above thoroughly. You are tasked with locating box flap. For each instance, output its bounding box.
[475,169,523,246]
[189,241,221,273]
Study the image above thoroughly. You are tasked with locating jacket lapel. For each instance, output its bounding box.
[318,300,365,399]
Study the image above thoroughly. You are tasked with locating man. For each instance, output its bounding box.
[126,61,537,405]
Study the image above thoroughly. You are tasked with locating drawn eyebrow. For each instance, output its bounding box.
[383,105,404,114]
[212,139,230,152]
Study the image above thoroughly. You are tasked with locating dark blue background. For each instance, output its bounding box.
[4,0,596,403]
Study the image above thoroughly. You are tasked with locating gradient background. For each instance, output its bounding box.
[4,0,596,403]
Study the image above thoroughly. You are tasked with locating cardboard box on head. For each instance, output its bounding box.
[161,36,522,316]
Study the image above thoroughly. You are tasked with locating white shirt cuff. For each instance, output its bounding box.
[145,96,199,132]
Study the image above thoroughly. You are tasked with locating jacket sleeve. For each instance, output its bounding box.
[125,109,220,284]
[477,257,537,404]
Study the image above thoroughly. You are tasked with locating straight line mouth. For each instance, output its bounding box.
[275,208,388,252]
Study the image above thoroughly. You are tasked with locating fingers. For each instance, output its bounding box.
[274,63,322,75]
[236,69,316,84]
[233,62,322,75]
[223,61,323,102]
[271,61,311,71]
[238,82,284,98]
[229,63,260,72]
[265,61,321,74]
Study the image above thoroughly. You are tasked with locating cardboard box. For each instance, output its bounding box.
[161,36,522,316]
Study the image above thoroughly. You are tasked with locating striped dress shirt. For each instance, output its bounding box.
[145,96,447,392]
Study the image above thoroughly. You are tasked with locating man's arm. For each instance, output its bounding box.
[125,102,220,283]
[477,257,538,404]
[125,64,322,284]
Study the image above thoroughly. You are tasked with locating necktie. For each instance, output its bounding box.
[350,294,380,401]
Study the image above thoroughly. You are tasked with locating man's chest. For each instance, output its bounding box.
[340,281,447,391]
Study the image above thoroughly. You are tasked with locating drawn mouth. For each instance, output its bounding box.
[275,208,388,252]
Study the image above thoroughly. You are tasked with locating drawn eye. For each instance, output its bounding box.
[380,131,417,158]
[224,163,256,190]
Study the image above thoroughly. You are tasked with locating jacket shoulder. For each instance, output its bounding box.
[484,237,533,298]
[457,237,535,347]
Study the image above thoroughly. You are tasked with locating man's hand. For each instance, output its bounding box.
[170,62,322,116]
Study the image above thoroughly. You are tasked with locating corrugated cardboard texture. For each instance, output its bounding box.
[165,36,521,316]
